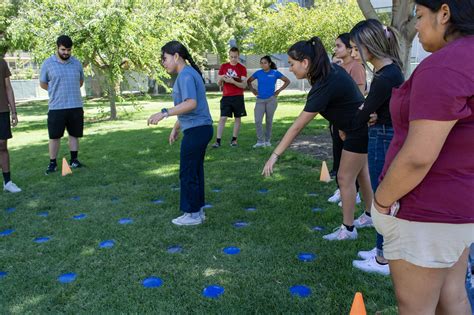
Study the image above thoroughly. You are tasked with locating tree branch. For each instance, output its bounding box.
[356,0,379,20]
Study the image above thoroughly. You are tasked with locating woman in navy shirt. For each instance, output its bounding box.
[148,41,213,226]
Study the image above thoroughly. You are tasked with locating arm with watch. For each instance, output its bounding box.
[147,98,197,126]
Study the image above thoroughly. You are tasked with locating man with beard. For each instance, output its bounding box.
[40,35,85,174]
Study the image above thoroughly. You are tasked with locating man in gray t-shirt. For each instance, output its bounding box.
[40,35,85,175]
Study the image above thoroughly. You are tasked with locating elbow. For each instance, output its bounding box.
[404,153,436,170]
[188,100,197,110]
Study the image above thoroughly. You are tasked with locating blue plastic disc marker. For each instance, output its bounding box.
[211,188,221,192]
[99,240,115,249]
[0,271,8,278]
[202,285,224,298]
[5,207,15,213]
[111,196,120,203]
[38,212,49,217]
[167,245,183,253]
[311,207,323,213]
[73,214,87,220]
[58,273,77,283]
[298,253,317,262]
[151,199,164,204]
[233,221,250,228]
[202,203,213,209]
[34,236,51,243]
[244,206,256,212]
[0,229,14,236]
[311,226,325,231]
[70,196,80,201]
[307,192,318,197]
[223,246,241,255]
[258,188,269,194]
[289,285,312,297]
[118,218,133,225]
[142,277,163,288]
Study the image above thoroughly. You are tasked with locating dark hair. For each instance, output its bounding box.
[350,19,403,70]
[161,41,204,82]
[336,33,351,49]
[56,35,73,48]
[260,55,277,69]
[287,36,330,85]
[229,47,240,54]
[415,0,474,37]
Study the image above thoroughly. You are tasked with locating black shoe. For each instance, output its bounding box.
[70,159,83,168]
[211,142,221,148]
[45,163,57,175]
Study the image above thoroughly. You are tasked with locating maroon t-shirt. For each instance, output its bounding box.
[381,36,474,224]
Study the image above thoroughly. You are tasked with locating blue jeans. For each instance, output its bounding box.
[368,124,394,257]
[180,125,213,213]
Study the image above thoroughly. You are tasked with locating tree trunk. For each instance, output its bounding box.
[108,85,117,120]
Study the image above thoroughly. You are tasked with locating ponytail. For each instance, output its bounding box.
[261,55,277,70]
[288,36,330,85]
[161,40,205,83]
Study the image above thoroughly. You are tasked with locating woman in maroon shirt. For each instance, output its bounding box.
[372,1,474,313]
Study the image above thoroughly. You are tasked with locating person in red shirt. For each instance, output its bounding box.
[372,1,474,313]
[212,47,247,148]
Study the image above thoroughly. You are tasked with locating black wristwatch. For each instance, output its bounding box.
[161,108,169,118]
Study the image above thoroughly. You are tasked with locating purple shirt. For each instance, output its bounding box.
[381,36,474,224]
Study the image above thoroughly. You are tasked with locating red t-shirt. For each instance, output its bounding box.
[218,62,247,96]
[381,36,474,224]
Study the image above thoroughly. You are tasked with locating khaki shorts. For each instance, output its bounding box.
[371,202,473,268]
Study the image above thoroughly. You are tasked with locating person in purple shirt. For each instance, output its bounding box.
[371,1,474,313]
[247,56,290,148]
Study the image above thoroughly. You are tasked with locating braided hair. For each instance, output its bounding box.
[161,41,204,83]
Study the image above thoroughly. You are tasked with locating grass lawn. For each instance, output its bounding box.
[0,91,397,314]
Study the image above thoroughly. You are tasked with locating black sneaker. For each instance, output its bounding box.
[230,140,238,147]
[70,159,83,168]
[45,163,57,175]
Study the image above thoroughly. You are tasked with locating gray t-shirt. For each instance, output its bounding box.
[172,66,212,131]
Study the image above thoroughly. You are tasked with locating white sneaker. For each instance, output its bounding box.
[252,142,265,148]
[352,256,390,276]
[354,212,373,228]
[338,192,361,207]
[327,189,341,203]
[357,247,377,260]
[3,181,21,193]
[171,213,202,226]
[264,141,272,147]
[199,208,206,221]
[323,225,357,241]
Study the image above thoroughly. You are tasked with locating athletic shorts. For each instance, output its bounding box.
[372,203,473,268]
[220,95,246,118]
[48,108,84,139]
[343,126,368,154]
[0,112,12,140]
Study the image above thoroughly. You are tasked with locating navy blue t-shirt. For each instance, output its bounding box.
[252,69,283,99]
[172,66,213,131]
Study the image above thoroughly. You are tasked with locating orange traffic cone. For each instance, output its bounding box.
[350,292,367,315]
[319,161,331,183]
[62,157,72,176]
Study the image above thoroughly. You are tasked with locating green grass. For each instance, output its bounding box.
[0,91,396,314]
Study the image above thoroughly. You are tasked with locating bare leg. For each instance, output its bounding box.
[0,140,9,172]
[49,139,61,159]
[69,136,79,151]
[356,158,373,211]
[216,117,227,140]
[233,117,241,138]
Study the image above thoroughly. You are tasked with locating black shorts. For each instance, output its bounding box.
[343,126,368,154]
[48,108,84,139]
[0,112,12,140]
[220,95,246,118]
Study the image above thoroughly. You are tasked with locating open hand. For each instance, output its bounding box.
[147,112,165,126]
[11,113,18,127]
[169,128,179,144]
[261,154,278,177]
[368,112,378,126]
[338,130,346,141]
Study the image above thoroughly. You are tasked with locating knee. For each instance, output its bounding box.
[0,141,7,152]
[337,173,352,187]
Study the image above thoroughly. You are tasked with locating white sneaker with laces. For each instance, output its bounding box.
[252,142,265,148]
[338,192,361,207]
[354,212,373,228]
[357,247,377,260]
[264,141,272,147]
[327,189,341,203]
[352,256,390,276]
[323,225,357,241]
[171,213,202,226]
[199,208,206,221]
[3,181,21,193]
